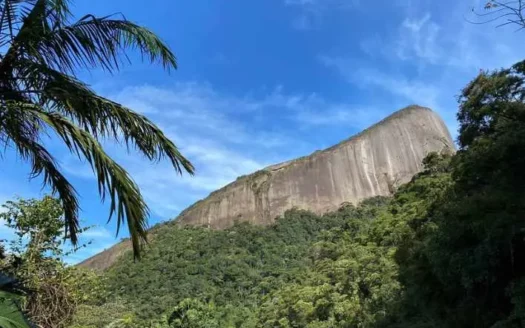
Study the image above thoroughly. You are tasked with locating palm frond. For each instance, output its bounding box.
[0,315,27,328]
[47,0,70,22]
[18,104,150,258]
[53,15,177,72]
[15,60,194,175]
[1,101,80,245]
[8,3,176,74]
[0,290,30,328]
[0,0,30,48]
[0,0,17,47]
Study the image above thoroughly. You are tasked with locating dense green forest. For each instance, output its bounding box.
[68,61,525,327]
[2,59,525,327]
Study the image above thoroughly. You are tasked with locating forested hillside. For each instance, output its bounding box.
[76,196,399,327]
[68,61,525,327]
[3,61,525,327]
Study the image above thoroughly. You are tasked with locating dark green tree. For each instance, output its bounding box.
[393,61,525,327]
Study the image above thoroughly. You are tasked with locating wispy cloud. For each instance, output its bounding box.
[397,13,442,64]
[320,55,440,110]
[360,70,441,111]
[284,0,359,30]
[81,226,112,239]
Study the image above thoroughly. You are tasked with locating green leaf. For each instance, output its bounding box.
[0,292,30,328]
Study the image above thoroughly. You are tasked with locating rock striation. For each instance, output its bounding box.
[78,105,454,270]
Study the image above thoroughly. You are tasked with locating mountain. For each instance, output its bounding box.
[79,105,454,270]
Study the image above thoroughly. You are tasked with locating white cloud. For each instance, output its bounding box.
[109,83,284,148]
[321,57,454,137]
[284,0,360,29]
[81,226,112,239]
[339,0,525,73]
[321,54,444,120]
[402,13,431,32]
[397,13,441,64]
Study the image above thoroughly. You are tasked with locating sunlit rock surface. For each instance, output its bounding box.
[79,105,454,270]
[177,105,454,228]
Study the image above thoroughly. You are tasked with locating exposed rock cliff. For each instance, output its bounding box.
[176,105,454,228]
[78,105,454,270]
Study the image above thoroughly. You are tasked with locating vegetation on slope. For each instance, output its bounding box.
[3,47,525,328]
[71,151,451,327]
[68,60,525,327]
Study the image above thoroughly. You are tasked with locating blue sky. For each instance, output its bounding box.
[0,0,523,263]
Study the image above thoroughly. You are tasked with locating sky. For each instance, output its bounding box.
[0,0,523,263]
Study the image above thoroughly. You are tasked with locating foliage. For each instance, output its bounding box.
[71,192,414,327]
[389,61,525,327]
[0,291,30,328]
[0,0,194,258]
[167,299,221,328]
[68,61,525,327]
[0,196,105,328]
[70,301,136,328]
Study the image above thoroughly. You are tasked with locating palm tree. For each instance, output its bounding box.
[0,0,194,258]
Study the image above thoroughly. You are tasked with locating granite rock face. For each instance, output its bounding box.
[78,105,454,270]
[176,105,454,228]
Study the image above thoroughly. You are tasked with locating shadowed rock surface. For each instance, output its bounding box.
[78,105,454,270]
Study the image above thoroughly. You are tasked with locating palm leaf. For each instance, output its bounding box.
[1,100,80,244]
[15,61,194,175]
[0,315,27,328]
[5,0,176,74]
[0,291,30,328]
[50,15,178,72]
[19,104,150,257]
[0,0,17,48]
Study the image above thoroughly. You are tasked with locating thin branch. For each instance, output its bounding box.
[466,0,525,29]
